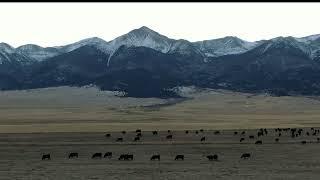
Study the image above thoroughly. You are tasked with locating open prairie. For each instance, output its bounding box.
[1,128,320,180]
[0,86,320,133]
[1,87,320,179]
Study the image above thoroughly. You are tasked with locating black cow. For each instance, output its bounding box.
[241,131,246,135]
[241,153,251,159]
[121,131,126,134]
[150,154,160,161]
[264,129,268,135]
[167,130,171,133]
[195,131,199,134]
[136,132,142,137]
[301,140,307,144]
[92,153,102,159]
[175,155,184,160]
[214,131,220,135]
[234,131,238,135]
[166,135,173,140]
[207,154,218,161]
[118,154,133,161]
[249,135,254,139]
[105,133,111,138]
[68,152,78,159]
[313,132,317,136]
[201,137,206,142]
[185,130,189,134]
[240,138,245,142]
[255,140,262,144]
[134,136,140,141]
[104,152,112,158]
[275,138,279,142]
[136,129,142,133]
[116,137,123,142]
[200,129,204,133]
[42,154,51,160]
[152,131,158,135]
[278,133,282,137]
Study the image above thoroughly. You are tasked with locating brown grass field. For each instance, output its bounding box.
[1,87,320,179]
[0,86,320,133]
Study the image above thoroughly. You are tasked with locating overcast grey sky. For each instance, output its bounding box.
[0,3,320,48]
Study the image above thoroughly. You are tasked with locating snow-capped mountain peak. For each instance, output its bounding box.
[107,26,174,54]
[193,36,259,57]
[56,37,109,53]
[296,34,320,43]
[0,42,15,54]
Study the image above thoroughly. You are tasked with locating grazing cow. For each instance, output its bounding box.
[105,133,111,138]
[234,131,238,135]
[185,130,189,134]
[241,131,246,135]
[42,154,51,160]
[68,152,78,159]
[301,140,307,144]
[195,131,199,134]
[121,131,126,134]
[275,138,279,142]
[92,153,102,159]
[207,154,218,161]
[136,129,142,133]
[136,132,142,137]
[152,131,158,135]
[278,133,282,137]
[317,138,320,142]
[118,154,126,160]
[255,140,262,144]
[175,155,184,160]
[240,138,245,142]
[118,154,133,161]
[200,137,206,142]
[116,137,123,142]
[200,129,204,133]
[166,135,173,140]
[264,129,268,135]
[241,153,251,159]
[306,132,310,136]
[104,152,112,158]
[150,155,160,161]
[167,130,171,133]
[313,132,317,136]
[214,131,220,135]
[134,136,140,141]
[249,135,254,139]
[257,132,263,137]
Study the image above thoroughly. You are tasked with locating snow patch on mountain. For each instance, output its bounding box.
[107,26,174,54]
[16,44,61,61]
[193,36,259,57]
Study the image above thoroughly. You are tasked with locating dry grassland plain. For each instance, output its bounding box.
[0,86,319,133]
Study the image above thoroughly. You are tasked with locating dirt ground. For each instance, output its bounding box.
[1,128,320,180]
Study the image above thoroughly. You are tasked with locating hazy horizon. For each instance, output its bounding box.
[0,3,320,48]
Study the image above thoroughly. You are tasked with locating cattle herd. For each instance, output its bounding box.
[41,127,320,161]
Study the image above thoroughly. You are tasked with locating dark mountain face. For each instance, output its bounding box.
[202,38,320,95]
[23,46,109,89]
[1,27,320,97]
[95,46,199,97]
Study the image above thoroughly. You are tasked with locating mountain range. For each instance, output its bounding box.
[1,26,320,97]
